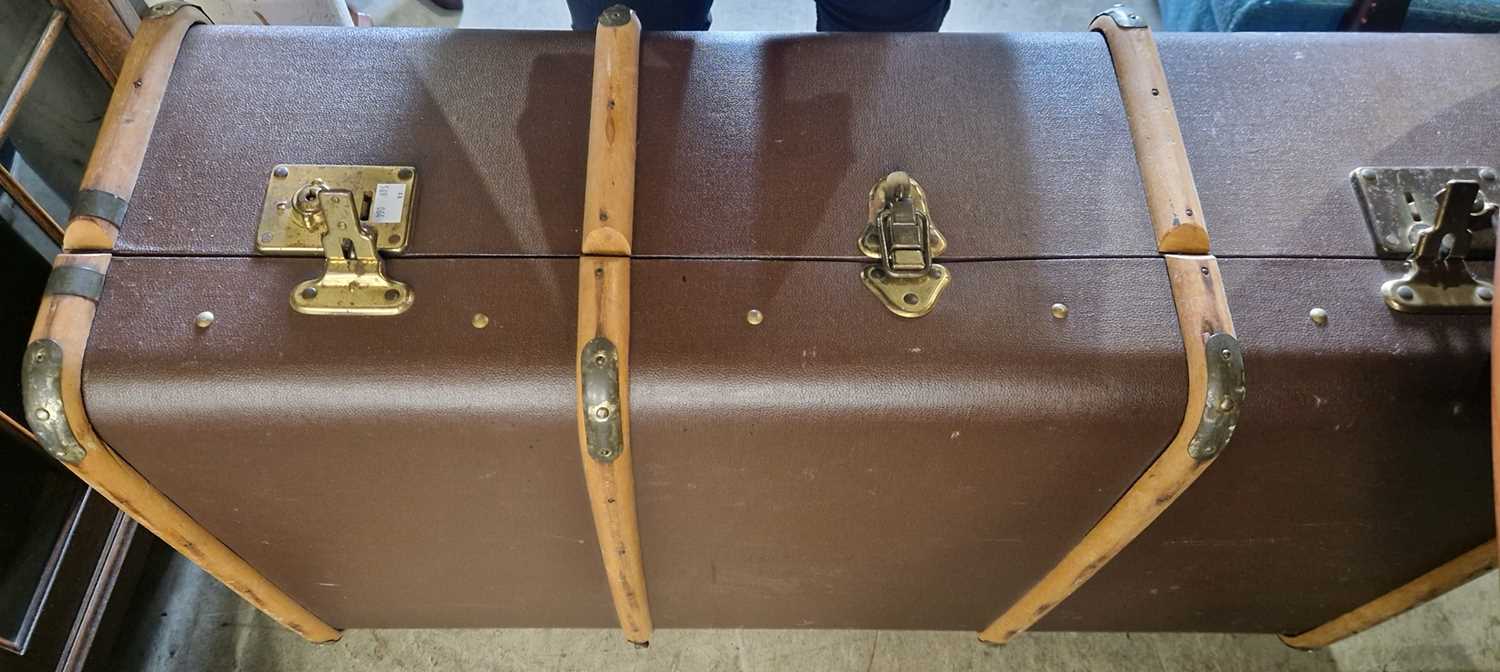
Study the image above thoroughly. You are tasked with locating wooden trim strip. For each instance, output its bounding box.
[979,8,1238,643]
[0,8,67,143]
[575,6,652,646]
[980,255,1236,643]
[26,253,340,643]
[1280,540,1498,649]
[62,3,208,253]
[1090,10,1209,254]
[580,5,641,257]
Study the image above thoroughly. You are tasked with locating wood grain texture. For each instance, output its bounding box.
[1091,18,1209,255]
[57,0,134,85]
[980,254,1234,644]
[29,253,340,643]
[1280,540,1498,649]
[575,256,652,644]
[62,5,206,252]
[579,9,641,256]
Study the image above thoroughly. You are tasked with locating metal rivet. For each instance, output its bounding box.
[1150,88,1159,96]
[273,166,289,179]
[1359,168,1377,182]
[384,289,401,302]
[276,201,289,211]
[1220,349,1232,361]
[259,232,274,243]
[746,309,764,326]
[1218,397,1235,412]
[1050,303,1068,319]
[301,286,318,299]
[1479,287,1494,302]
[902,292,919,305]
[928,268,942,279]
[388,234,401,244]
[1309,307,1328,326]
[34,408,50,421]
[397,167,414,180]
[1200,266,1210,276]
[1397,285,1415,301]
[194,311,215,328]
[472,313,490,329]
[594,407,609,420]
[1480,168,1497,182]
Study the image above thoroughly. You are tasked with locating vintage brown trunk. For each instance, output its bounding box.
[24,15,1495,640]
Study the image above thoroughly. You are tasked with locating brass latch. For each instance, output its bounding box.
[257,165,415,316]
[1366,177,1496,313]
[859,171,950,318]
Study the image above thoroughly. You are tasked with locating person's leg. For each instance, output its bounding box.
[567,0,713,30]
[814,0,950,31]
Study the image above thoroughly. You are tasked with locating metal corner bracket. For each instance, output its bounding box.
[1186,332,1245,461]
[581,337,624,463]
[1094,4,1148,28]
[22,339,85,463]
[859,171,950,318]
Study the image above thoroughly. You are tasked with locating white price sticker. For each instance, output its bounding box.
[370,183,407,224]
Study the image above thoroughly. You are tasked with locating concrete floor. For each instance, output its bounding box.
[102,1,1500,670]
[112,548,1500,671]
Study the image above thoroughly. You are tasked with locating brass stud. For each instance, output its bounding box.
[194,311,215,328]
[472,312,490,329]
[746,309,764,326]
[1309,307,1328,326]
[1050,303,1068,319]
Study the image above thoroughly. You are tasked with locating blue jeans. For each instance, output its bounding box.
[567,0,950,31]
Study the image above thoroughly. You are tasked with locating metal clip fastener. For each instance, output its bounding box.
[1379,180,1496,313]
[580,337,624,463]
[859,172,950,318]
[288,188,413,316]
[1186,332,1245,461]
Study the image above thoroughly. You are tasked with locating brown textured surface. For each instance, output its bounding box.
[84,256,1183,629]
[1042,259,1495,634]
[118,27,1154,259]
[85,28,1498,632]
[1160,33,1500,258]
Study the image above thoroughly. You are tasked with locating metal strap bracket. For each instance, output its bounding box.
[580,336,623,463]
[22,339,85,463]
[70,189,130,228]
[44,265,106,301]
[1187,332,1245,460]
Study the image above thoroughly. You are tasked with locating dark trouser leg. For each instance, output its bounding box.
[814,0,951,30]
[567,0,714,30]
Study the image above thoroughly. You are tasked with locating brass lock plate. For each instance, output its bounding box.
[257,164,415,254]
[1352,166,1496,258]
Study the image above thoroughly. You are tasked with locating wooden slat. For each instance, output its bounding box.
[30,254,340,643]
[574,5,652,645]
[979,254,1235,643]
[63,4,205,252]
[56,0,135,85]
[575,256,652,644]
[0,9,67,142]
[1281,540,1498,649]
[579,6,641,256]
[1090,14,1209,254]
[0,163,65,244]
